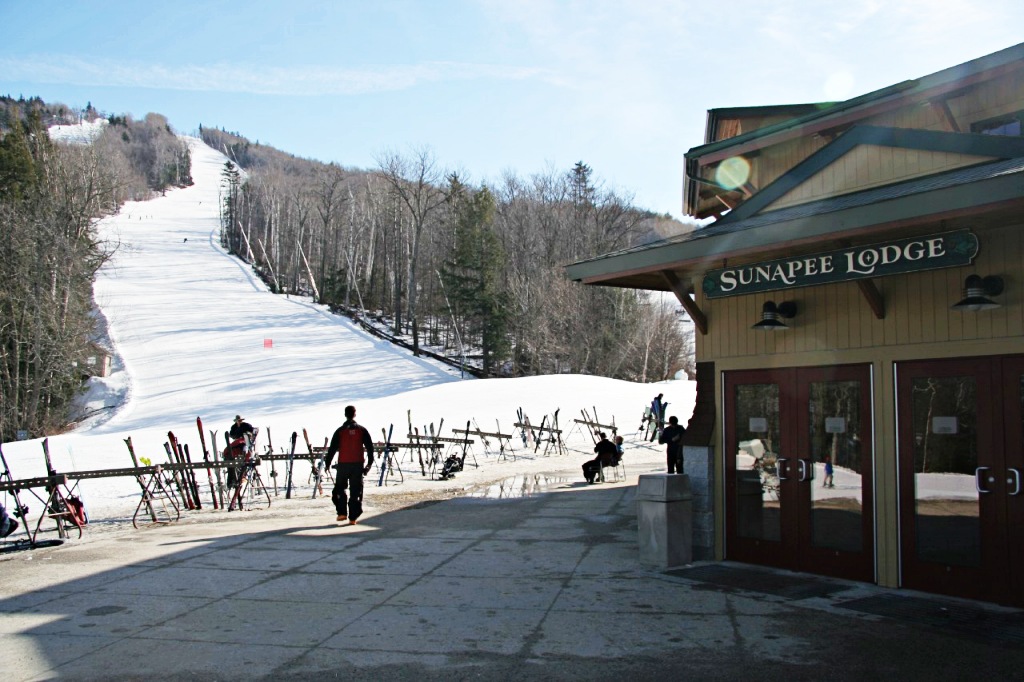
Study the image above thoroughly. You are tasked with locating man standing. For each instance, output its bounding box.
[324,405,375,525]
[649,393,665,441]
[659,415,686,474]
[225,415,255,488]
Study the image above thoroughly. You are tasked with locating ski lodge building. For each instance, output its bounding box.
[567,43,1024,606]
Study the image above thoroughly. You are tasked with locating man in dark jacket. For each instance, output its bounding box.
[659,416,686,474]
[583,433,618,484]
[648,393,665,441]
[324,405,375,524]
[225,415,255,488]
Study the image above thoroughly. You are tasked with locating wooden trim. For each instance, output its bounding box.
[719,125,1021,225]
[682,361,715,446]
[661,270,708,335]
[930,99,961,133]
[857,279,886,319]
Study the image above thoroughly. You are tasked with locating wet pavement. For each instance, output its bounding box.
[2,477,1024,681]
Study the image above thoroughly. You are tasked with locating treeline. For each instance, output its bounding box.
[202,127,693,381]
[0,100,192,440]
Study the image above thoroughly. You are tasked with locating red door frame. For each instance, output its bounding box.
[724,364,875,582]
[896,355,1024,605]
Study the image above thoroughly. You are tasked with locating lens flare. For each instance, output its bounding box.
[715,156,750,190]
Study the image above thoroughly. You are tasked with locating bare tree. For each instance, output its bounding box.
[375,147,448,355]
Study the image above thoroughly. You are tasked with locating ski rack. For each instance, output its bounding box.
[227,454,272,512]
[132,465,180,528]
[0,446,39,549]
[404,433,448,479]
[574,415,618,441]
[0,473,83,543]
[451,428,514,461]
[513,422,564,456]
[0,471,72,546]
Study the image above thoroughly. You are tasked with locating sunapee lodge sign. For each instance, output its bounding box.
[701,230,977,299]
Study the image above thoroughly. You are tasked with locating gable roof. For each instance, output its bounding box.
[719,125,1024,223]
[685,42,1024,165]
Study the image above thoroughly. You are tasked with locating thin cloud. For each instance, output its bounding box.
[0,54,557,96]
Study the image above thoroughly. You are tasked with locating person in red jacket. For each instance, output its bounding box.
[324,405,375,524]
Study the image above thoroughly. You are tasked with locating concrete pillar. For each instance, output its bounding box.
[636,473,693,568]
[683,444,714,560]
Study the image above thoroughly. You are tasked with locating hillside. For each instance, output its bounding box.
[1,134,693,523]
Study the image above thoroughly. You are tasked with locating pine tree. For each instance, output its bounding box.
[442,181,510,376]
[0,111,39,202]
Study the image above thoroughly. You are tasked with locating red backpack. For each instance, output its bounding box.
[338,426,364,463]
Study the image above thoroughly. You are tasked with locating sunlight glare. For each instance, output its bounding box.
[715,156,751,190]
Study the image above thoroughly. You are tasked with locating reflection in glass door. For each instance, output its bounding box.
[910,374,980,568]
[732,383,781,544]
[807,379,864,555]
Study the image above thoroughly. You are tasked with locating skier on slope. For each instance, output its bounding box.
[324,405,375,525]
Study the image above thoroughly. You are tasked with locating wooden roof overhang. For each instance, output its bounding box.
[567,157,1024,334]
[683,42,1024,218]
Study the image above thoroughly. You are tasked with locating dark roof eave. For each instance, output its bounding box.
[566,170,1024,286]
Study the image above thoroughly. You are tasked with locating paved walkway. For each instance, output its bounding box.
[3,479,1024,681]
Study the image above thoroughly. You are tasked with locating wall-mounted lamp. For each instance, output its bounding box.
[752,301,797,330]
[951,275,1004,312]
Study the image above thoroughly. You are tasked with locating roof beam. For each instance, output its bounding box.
[661,270,708,335]
[857,279,886,319]
[929,98,961,132]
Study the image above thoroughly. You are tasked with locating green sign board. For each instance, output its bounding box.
[702,230,977,299]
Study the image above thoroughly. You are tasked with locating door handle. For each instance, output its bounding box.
[798,459,810,482]
[976,467,992,494]
[777,458,789,481]
[1008,469,1021,496]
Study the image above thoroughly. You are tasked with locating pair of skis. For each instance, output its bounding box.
[305,428,325,499]
[165,431,201,510]
[285,431,298,498]
[377,424,395,487]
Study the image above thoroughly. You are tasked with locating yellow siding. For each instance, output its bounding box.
[766,146,996,211]
[695,223,1024,362]
[724,69,1024,212]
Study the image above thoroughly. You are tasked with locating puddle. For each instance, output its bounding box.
[466,474,574,499]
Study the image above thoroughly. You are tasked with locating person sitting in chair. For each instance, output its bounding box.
[583,433,617,484]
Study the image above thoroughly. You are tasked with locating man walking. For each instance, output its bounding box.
[324,405,375,525]
[659,415,686,474]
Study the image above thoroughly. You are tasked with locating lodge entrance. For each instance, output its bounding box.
[724,364,875,583]
[896,355,1024,606]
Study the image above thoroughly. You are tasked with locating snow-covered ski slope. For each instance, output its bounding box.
[92,138,457,432]
[1,135,692,520]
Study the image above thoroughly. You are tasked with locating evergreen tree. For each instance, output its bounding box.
[442,180,509,375]
[0,112,39,202]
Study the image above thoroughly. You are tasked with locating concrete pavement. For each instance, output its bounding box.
[3,476,1024,681]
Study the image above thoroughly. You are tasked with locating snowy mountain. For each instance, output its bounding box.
[1,133,693,522]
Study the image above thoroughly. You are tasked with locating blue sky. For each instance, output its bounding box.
[1,0,1022,218]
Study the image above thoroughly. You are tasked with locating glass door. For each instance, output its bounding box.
[724,365,874,581]
[897,356,1024,606]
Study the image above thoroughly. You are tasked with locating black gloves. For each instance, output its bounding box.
[363,466,371,476]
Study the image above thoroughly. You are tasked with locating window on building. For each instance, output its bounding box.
[972,112,1023,136]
